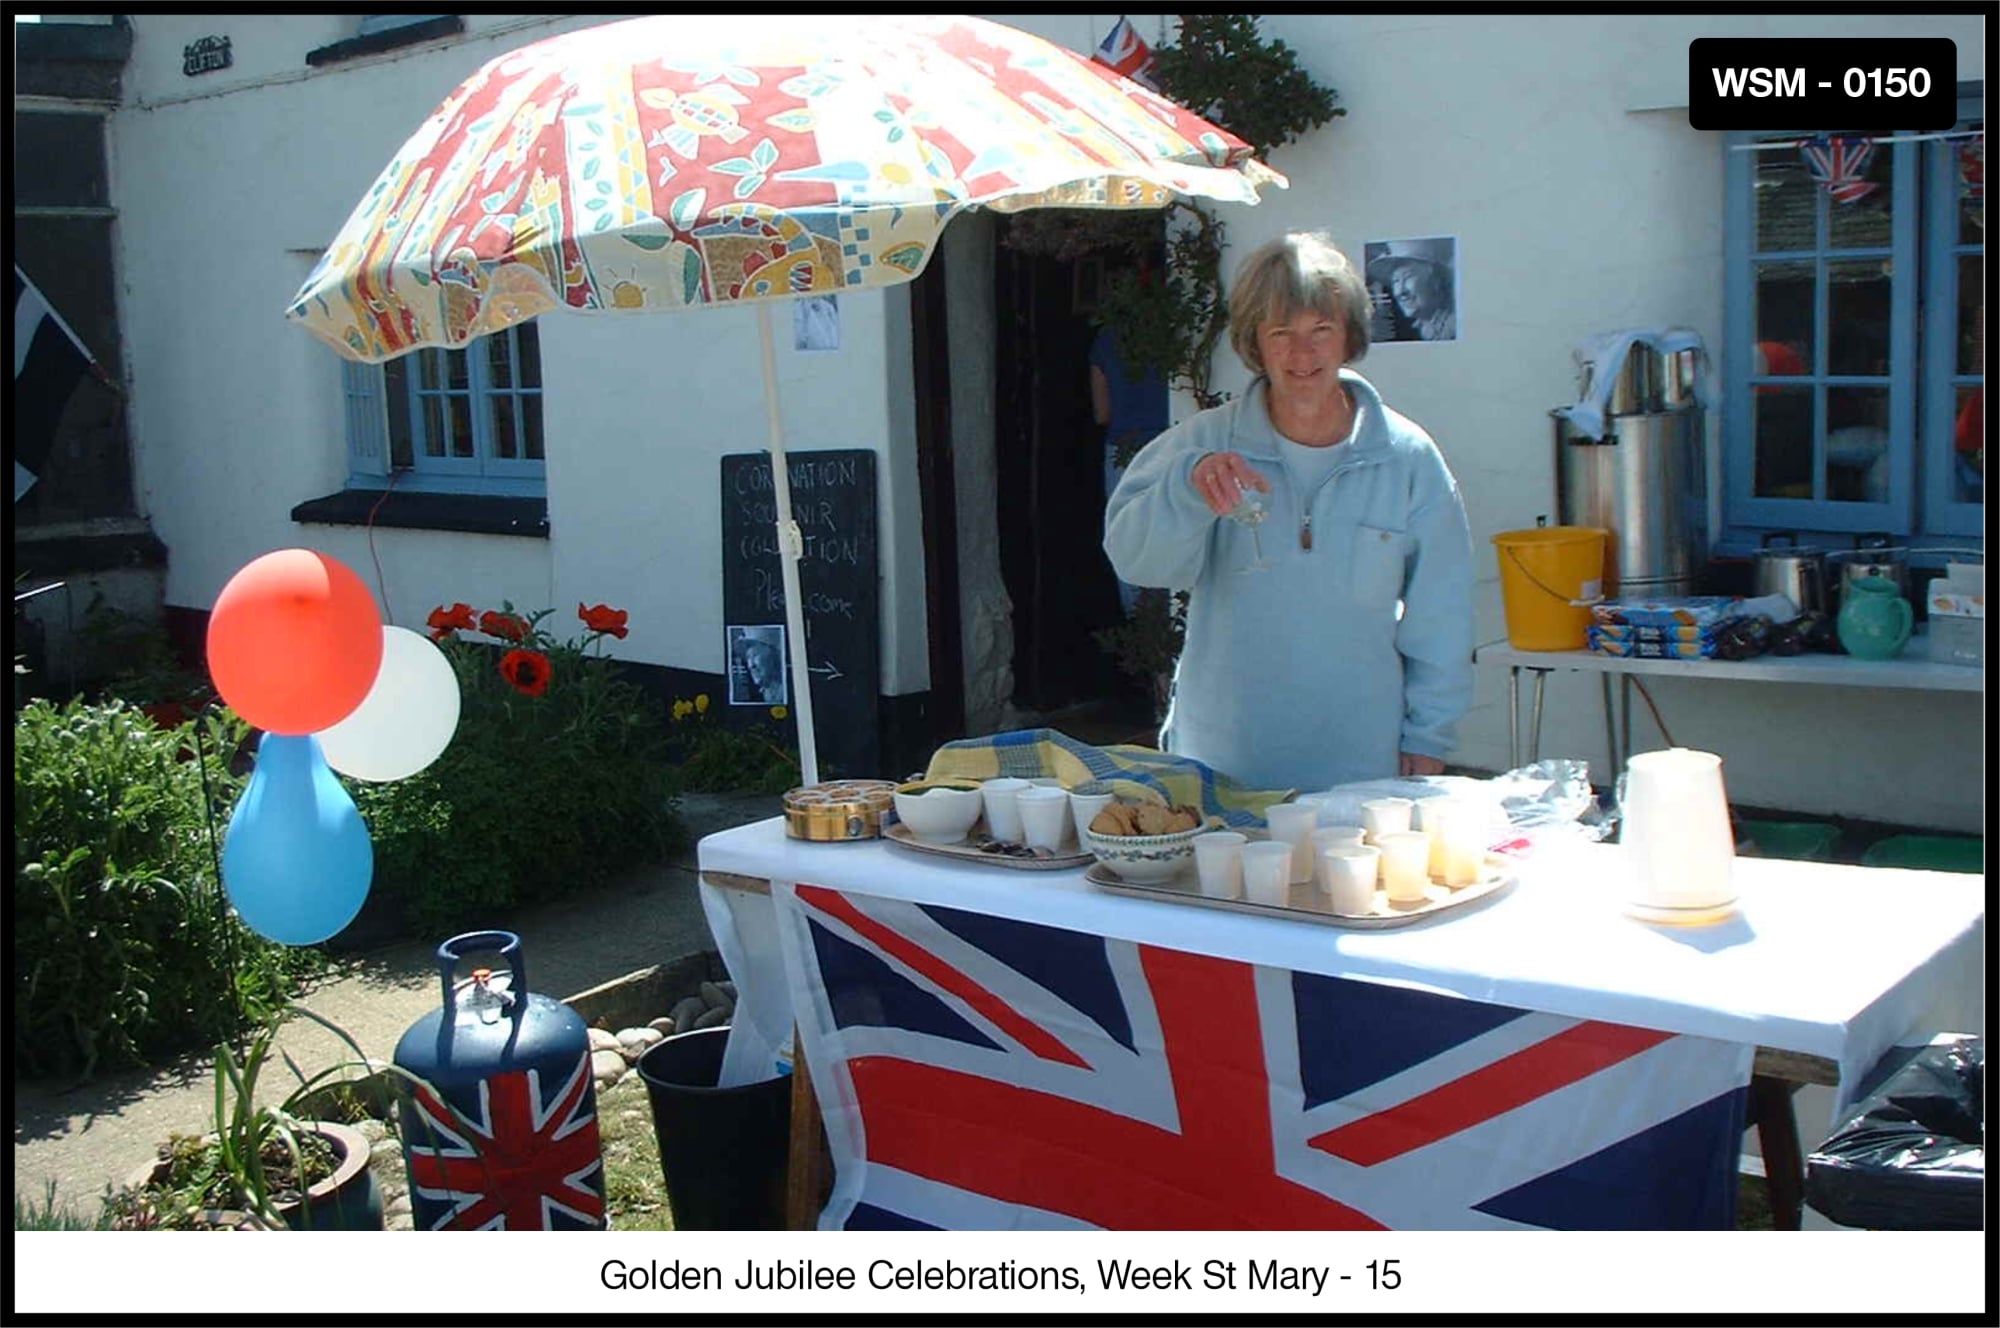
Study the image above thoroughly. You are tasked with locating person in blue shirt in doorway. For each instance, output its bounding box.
[1089,320,1169,617]
[1104,232,1473,792]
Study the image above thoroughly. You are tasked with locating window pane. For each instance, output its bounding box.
[1826,259,1890,376]
[1754,261,1815,375]
[490,393,518,460]
[1754,153,1817,252]
[487,333,514,390]
[1958,253,1984,377]
[1826,145,1894,249]
[383,357,413,469]
[523,393,544,460]
[422,393,447,458]
[517,321,541,388]
[1951,385,1984,505]
[448,395,473,457]
[445,348,470,392]
[1753,385,1814,499]
[1959,131,1985,245]
[1825,386,1889,503]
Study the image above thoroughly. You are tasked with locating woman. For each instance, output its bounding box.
[1104,232,1473,791]
[1388,257,1455,342]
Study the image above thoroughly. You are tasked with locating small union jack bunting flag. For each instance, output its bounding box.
[1799,134,1879,205]
[1092,16,1158,91]
[1957,132,1983,201]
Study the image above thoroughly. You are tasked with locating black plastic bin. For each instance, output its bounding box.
[636,1026,792,1230]
[1804,1035,1984,1230]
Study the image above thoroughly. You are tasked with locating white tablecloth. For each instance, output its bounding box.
[697,818,1983,1121]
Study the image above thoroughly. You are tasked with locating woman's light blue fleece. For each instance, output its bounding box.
[1104,371,1474,791]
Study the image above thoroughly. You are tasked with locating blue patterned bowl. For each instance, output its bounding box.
[1080,819,1206,883]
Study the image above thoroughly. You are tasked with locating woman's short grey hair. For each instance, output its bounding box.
[1227,232,1371,374]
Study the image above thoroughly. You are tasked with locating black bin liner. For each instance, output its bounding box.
[636,1026,792,1230]
[1805,1035,1984,1230]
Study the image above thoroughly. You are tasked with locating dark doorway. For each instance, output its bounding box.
[991,223,1155,715]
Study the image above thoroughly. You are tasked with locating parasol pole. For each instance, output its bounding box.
[755,302,821,787]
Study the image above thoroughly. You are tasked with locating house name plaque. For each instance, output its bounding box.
[184,36,232,77]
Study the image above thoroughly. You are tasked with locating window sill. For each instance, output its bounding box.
[292,489,547,538]
[305,16,464,67]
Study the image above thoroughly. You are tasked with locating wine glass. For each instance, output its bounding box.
[1225,482,1272,573]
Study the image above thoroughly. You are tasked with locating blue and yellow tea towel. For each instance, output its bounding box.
[923,728,1292,829]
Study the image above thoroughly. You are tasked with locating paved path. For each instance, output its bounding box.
[12,792,781,1220]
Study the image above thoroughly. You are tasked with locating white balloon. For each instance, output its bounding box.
[316,625,461,782]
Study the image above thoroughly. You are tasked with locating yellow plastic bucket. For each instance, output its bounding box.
[1491,526,1608,650]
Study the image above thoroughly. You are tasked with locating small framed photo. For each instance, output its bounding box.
[1364,236,1461,344]
[727,624,788,706]
[793,295,840,352]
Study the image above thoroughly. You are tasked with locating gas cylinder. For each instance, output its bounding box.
[392,931,606,1230]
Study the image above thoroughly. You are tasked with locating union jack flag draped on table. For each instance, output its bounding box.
[403,1051,606,1230]
[781,883,1752,1230]
[1092,16,1158,91]
[1799,134,1879,205]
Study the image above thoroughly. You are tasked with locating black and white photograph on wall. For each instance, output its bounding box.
[1364,237,1460,344]
[727,624,788,706]
[793,294,839,352]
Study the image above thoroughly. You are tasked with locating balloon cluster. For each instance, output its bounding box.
[206,550,461,946]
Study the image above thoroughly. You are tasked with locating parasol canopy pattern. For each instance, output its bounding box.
[286,13,1285,361]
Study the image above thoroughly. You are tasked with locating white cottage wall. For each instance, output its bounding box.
[1165,13,1984,831]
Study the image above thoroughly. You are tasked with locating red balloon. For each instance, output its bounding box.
[206,550,384,735]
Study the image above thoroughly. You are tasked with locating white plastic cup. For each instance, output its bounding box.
[1016,785,1070,851]
[1361,797,1415,844]
[1313,826,1367,861]
[1240,841,1295,907]
[1191,830,1247,900]
[1320,845,1380,915]
[1376,830,1432,903]
[1415,798,1461,878]
[1068,786,1116,840]
[1265,802,1320,885]
[981,777,1031,843]
[1028,777,1067,789]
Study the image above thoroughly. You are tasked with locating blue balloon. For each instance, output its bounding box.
[222,732,373,945]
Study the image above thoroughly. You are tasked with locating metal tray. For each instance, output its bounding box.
[883,820,1094,871]
[1084,857,1518,928]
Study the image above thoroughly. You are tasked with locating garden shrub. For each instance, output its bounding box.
[663,692,801,795]
[12,701,312,1078]
[350,601,686,938]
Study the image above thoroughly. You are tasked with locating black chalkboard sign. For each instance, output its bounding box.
[721,450,880,778]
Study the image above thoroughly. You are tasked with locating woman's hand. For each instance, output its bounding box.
[1191,450,1271,517]
[1399,752,1446,777]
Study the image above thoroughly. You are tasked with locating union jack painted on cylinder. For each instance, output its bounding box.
[393,931,607,1229]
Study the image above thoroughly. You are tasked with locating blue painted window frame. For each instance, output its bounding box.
[342,324,544,496]
[1720,93,1983,555]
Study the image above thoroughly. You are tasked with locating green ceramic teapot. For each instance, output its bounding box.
[1836,575,1913,660]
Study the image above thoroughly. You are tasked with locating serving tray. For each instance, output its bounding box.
[1084,857,1517,928]
[883,820,1094,871]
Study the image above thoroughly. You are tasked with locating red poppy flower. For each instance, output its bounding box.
[429,628,455,644]
[428,602,476,633]
[577,602,629,639]
[498,648,551,697]
[479,610,529,643]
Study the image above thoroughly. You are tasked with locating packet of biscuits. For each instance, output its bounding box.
[1088,797,1204,837]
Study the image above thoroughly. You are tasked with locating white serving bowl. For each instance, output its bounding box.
[892,779,986,844]
[1080,817,1207,884]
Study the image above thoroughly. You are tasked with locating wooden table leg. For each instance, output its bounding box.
[784,1030,829,1230]
[1749,1074,1805,1230]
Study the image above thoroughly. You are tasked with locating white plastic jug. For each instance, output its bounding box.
[1619,748,1736,911]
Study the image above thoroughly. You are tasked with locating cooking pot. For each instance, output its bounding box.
[1828,535,1909,608]
[1753,533,1828,617]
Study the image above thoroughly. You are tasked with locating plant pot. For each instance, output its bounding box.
[122,1120,383,1231]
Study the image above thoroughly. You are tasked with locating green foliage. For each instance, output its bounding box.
[1094,203,1233,411]
[1149,15,1344,158]
[1093,588,1188,722]
[12,699,314,1079]
[664,692,801,795]
[74,593,210,707]
[351,602,686,938]
[13,1179,115,1230]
